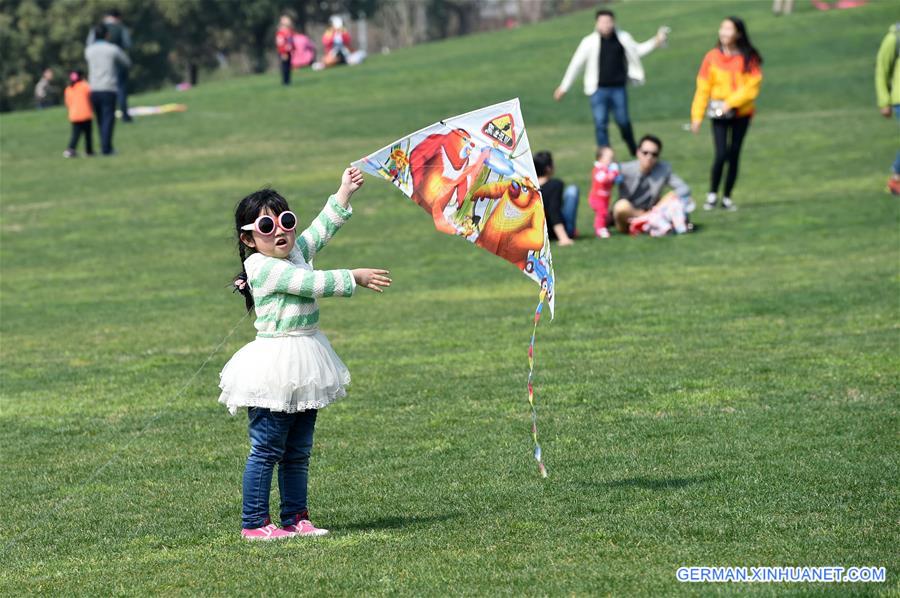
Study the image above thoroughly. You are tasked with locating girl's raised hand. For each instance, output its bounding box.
[352,268,391,293]
[336,167,365,205]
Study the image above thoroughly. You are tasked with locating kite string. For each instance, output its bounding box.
[527,288,548,478]
[1,309,252,555]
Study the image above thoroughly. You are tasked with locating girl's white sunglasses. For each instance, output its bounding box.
[241,211,297,235]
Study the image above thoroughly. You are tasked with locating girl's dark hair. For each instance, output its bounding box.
[720,16,763,73]
[233,187,291,311]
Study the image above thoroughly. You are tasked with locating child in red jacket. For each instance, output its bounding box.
[275,15,296,85]
[63,71,93,158]
[588,146,620,238]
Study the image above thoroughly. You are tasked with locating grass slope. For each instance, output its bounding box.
[1,1,898,595]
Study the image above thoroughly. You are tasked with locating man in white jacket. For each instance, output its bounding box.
[554,9,668,156]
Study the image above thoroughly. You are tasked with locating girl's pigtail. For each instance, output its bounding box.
[233,186,289,313]
[236,243,254,311]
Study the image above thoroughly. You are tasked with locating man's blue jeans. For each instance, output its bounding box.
[893,105,900,175]
[561,184,580,238]
[589,86,637,155]
[242,407,317,529]
[89,91,117,155]
[117,67,131,121]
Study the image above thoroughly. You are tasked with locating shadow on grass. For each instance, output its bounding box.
[598,475,716,490]
[339,512,462,531]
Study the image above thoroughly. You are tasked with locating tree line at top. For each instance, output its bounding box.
[1,0,581,113]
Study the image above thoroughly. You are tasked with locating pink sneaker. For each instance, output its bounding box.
[241,521,294,541]
[283,514,329,537]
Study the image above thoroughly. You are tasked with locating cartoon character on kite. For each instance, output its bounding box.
[408,128,489,234]
[469,177,545,269]
[352,98,554,477]
[365,142,411,187]
[353,99,555,315]
[524,253,553,302]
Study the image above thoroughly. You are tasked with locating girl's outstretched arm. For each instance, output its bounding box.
[294,195,352,263]
[295,167,364,262]
[247,253,355,299]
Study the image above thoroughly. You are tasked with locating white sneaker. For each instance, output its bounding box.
[703,192,717,211]
[596,227,611,238]
[721,197,737,211]
[282,515,329,537]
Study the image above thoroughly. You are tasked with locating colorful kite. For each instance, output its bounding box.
[353,98,554,477]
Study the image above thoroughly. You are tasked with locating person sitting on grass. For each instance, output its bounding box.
[612,134,693,235]
[322,16,352,68]
[534,151,578,246]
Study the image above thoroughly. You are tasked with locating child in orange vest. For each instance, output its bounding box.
[64,71,93,158]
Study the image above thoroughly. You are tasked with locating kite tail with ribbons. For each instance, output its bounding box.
[527,288,548,478]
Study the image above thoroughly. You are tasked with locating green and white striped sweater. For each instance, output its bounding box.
[245,195,355,337]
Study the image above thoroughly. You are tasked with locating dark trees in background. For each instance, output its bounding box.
[0,0,581,112]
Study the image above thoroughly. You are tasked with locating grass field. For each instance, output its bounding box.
[1,1,898,595]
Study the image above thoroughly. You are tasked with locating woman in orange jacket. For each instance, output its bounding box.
[690,17,763,211]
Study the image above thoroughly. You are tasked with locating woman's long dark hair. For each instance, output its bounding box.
[233,188,291,311]
[720,16,763,73]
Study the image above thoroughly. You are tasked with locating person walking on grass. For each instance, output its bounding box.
[875,22,900,195]
[63,71,93,158]
[554,9,669,156]
[87,9,133,121]
[588,145,621,238]
[275,15,296,86]
[772,0,795,15]
[85,23,130,155]
[220,167,391,541]
[691,17,763,211]
[34,69,55,109]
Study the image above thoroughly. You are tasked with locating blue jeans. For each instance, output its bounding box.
[117,67,131,121]
[90,91,117,155]
[242,407,318,529]
[561,184,579,238]
[893,105,900,175]
[589,86,637,155]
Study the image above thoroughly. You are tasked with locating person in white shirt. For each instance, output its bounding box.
[554,9,668,156]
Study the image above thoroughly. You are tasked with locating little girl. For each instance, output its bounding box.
[587,146,620,238]
[219,167,391,541]
[63,71,93,158]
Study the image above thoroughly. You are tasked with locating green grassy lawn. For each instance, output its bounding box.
[1,1,898,595]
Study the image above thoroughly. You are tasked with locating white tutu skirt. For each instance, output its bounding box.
[218,329,350,415]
